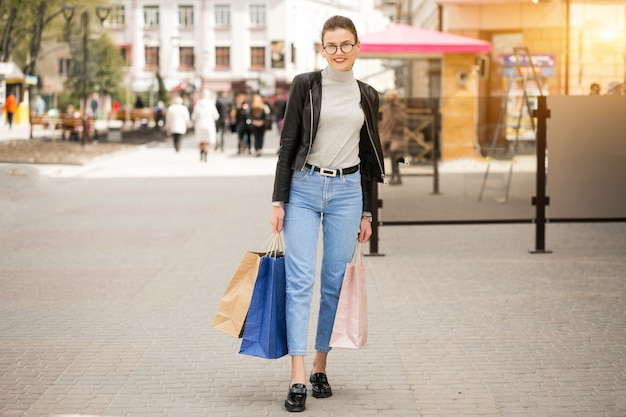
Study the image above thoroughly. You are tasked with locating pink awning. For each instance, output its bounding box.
[359,24,491,57]
[437,0,526,4]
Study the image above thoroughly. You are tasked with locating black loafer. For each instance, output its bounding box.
[284,383,307,412]
[310,373,333,398]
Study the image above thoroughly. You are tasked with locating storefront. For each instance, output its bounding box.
[437,0,625,155]
[359,24,492,160]
[0,62,37,125]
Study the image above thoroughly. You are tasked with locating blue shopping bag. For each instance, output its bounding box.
[239,252,288,359]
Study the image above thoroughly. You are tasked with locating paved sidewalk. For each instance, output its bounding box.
[0,132,625,417]
[0,123,58,141]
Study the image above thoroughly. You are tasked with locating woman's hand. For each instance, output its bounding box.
[270,206,285,233]
[358,218,372,243]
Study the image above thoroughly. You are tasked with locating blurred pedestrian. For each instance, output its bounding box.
[589,83,601,95]
[379,89,406,185]
[192,90,220,162]
[34,95,46,116]
[215,91,232,152]
[269,15,385,413]
[134,95,145,109]
[234,94,251,154]
[3,93,17,129]
[154,100,165,128]
[274,95,287,133]
[90,93,99,118]
[165,96,190,152]
[249,93,269,157]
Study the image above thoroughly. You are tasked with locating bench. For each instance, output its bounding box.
[109,108,161,126]
[56,114,95,141]
[30,114,54,129]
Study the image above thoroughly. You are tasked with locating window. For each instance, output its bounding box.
[58,59,70,76]
[145,46,159,70]
[250,46,266,70]
[179,47,194,70]
[215,5,230,26]
[144,6,159,27]
[107,5,125,27]
[215,46,230,69]
[249,4,266,26]
[179,5,193,27]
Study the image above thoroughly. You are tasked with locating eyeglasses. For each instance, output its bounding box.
[323,42,356,55]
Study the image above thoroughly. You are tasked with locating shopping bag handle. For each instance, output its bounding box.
[351,241,363,265]
[258,232,284,258]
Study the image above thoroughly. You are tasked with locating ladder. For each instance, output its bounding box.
[479,47,543,202]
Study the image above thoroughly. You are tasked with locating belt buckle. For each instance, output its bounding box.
[319,167,337,177]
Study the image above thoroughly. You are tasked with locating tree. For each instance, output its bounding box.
[0,0,66,74]
[156,71,169,107]
[64,29,125,106]
[0,0,20,63]
[0,0,124,101]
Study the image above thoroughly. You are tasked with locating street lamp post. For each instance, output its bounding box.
[61,4,111,146]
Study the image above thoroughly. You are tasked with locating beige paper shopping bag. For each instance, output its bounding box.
[213,233,284,338]
[212,251,263,338]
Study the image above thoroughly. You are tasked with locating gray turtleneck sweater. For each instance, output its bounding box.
[306,66,364,170]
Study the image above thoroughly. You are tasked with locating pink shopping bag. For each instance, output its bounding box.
[329,242,367,349]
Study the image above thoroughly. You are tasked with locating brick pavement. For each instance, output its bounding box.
[0,131,625,417]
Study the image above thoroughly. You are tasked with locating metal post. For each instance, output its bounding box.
[530,95,551,253]
[81,11,89,147]
[431,106,440,195]
[367,182,384,257]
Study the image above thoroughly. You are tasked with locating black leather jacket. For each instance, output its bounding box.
[272,70,386,213]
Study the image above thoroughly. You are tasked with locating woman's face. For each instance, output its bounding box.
[321,28,360,72]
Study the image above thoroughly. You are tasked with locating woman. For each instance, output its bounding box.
[270,15,385,413]
[3,93,17,129]
[165,97,190,152]
[249,93,269,157]
[192,90,220,162]
[234,94,251,154]
[379,90,407,185]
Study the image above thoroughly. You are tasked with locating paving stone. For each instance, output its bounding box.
[0,135,624,416]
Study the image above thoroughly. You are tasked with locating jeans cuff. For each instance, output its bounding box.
[315,346,332,353]
[289,350,307,356]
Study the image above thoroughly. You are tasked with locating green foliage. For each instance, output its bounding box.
[0,0,124,106]
[64,30,125,103]
[156,72,170,107]
[56,91,78,113]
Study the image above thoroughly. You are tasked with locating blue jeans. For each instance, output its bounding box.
[283,166,362,356]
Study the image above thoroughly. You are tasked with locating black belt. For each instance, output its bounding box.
[305,163,359,177]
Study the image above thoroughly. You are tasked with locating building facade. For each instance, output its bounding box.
[38,0,388,103]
